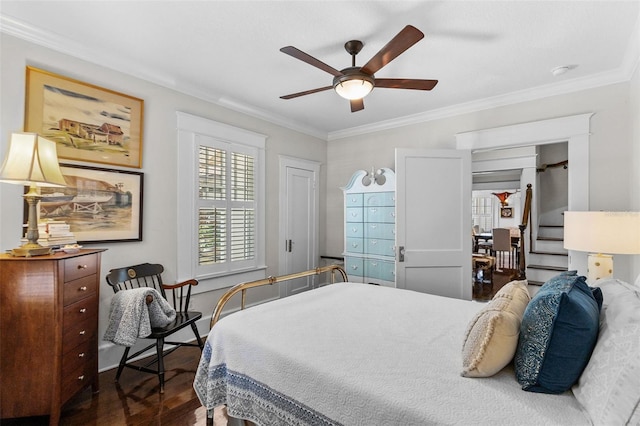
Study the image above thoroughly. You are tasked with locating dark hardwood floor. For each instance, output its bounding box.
[472,266,520,301]
[1,347,209,426]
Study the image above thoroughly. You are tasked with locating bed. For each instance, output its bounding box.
[194,265,640,425]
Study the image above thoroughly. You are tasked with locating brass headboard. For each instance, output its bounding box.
[210,265,348,328]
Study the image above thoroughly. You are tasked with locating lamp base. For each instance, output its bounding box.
[587,253,613,284]
[11,243,52,257]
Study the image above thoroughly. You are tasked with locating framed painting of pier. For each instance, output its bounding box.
[24,66,144,168]
[32,164,144,244]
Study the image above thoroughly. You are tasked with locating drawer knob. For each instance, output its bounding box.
[79,286,87,291]
[79,308,87,313]
[78,375,85,381]
[78,352,85,358]
[77,264,88,270]
[79,330,86,335]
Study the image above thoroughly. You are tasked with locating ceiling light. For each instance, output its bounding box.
[333,67,374,100]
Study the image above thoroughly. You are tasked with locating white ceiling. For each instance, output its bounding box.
[1,1,639,140]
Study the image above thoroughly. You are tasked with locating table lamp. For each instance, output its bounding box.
[0,132,67,256]
[564,211,640,283]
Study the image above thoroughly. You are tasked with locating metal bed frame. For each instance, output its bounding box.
[209,264,348,328]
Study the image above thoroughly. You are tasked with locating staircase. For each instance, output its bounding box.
[526,224,568,285]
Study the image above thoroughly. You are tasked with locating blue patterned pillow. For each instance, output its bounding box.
[514,271,602,394]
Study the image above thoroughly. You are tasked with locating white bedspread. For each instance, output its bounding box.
[194,283,590,425]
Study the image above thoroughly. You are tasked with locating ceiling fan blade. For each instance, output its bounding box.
[350,98,364,113]
[374,78,438,90]
[280,86,333,100]
[280,46,343,77]
[361,25,424,75]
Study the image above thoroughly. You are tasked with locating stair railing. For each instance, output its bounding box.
[515,183,533,280]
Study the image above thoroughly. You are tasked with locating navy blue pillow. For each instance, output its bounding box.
[514,271,602,394]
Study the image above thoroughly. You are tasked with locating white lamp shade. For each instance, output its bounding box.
[564,211,640,255]
[0,132,67,187]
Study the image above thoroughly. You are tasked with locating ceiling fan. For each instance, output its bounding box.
[279,25,438,113]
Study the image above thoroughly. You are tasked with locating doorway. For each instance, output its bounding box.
[458,114,589,290]
[278,156,320,298]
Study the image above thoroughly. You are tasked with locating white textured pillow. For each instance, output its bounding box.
[572,278,640,425]
[461,280,530,377]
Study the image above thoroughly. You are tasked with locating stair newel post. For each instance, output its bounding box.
[515,184,533,280]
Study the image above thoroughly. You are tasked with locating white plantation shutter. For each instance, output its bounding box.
[197,145,257,273]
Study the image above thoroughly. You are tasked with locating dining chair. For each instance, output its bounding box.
[491,228,513,269]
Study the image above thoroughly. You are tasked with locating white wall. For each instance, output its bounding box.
[0,34,328,370]
[327,82,638,284]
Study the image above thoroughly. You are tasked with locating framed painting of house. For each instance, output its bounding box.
[24,66,144,168]
[32,164,144,244]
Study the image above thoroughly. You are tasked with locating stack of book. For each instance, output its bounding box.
[21,220,77,248]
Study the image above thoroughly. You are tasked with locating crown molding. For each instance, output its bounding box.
[328,9,640,141]
[0,14,328,141]
[328,66,632,141]
[2,12,638,143]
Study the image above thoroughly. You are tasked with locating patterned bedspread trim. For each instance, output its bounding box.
[194,347,341,426]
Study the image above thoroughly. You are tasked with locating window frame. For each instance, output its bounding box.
[177,112,266,291]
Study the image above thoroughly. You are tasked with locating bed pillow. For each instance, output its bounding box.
[514,271,602,394]
[572,278,640,425]
[461,280,530,378]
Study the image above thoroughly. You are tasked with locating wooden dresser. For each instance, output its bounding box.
[0,248,106,425]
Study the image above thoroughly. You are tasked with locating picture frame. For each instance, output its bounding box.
[24,66,144,168]
[500,207,513,218]
[32,164,144,244]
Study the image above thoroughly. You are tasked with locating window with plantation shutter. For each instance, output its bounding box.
[197,144,257,273]
[177,112,265,289]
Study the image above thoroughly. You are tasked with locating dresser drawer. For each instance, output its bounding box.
[345,193,363,207]
[63,293,98,325]
[345,222,363,238]
[365,259,396,282]
[365,206,395,223]
[61,354,96,403]
[62,312,98,353]
[365,222,395,240]
[346,207,363,222]
[64,254,98,282]
[344,256,364,277]
[365,239,396,257]
[345,237,364,254]
[365,191,395,207]
[63,274,97,306]
[63,335,97,372]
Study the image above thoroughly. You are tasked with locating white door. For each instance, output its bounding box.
[395,148,472,300]
[279,157,319,297]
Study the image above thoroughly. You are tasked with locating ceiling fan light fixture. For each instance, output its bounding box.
[333,71,374,100]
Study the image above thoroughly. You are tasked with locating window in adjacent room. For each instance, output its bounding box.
[177,112,266,290]
[472,192,493,233]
